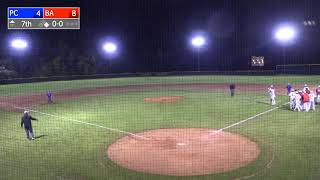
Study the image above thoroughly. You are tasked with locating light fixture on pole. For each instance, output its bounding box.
[274,25,297,73]
[102,41,118,73]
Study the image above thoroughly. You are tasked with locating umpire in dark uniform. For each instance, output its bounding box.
[21,111,38,140]
[230,84,236,97]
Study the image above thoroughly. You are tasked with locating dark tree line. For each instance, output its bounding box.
[39,53,96,77]
[0,32,100,78]
[0,50,96,78]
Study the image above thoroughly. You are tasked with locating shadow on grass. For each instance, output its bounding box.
[279,104,295,111]
[255,101,270,105]
[35,135,47,139]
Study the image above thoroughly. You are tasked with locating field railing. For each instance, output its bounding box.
[276,64,320,74]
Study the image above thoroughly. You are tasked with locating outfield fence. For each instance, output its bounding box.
[0,70,277,84]
[2,66,320,85]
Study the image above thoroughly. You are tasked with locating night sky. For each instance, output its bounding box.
[0,0,319,74]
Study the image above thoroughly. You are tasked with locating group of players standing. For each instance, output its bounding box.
[288,84,320,112]
[268,83,320,112]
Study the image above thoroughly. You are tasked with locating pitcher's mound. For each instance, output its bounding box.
[144,96,184,103]
[107,128,260,176]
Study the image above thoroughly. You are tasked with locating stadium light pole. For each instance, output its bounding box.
[191,35,206,71]
[102,41,118,73]
[8,38,29,76]
[274,26,297,73]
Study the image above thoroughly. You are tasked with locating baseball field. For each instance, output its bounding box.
[0,75,320,180]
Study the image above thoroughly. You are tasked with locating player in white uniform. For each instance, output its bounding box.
[288,89,296,110]
[294,92,302,112]
[309,91,316,111]
[268,85,276,106]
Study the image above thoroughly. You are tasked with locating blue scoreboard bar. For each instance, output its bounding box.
[8,7,44,18]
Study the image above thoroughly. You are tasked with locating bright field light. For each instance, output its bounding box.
[275,26,296,42]
[191,36,206,48]
[103,42,117,54]
[11,39,28,49]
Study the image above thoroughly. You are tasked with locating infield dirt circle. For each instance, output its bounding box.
[107,128,260,176]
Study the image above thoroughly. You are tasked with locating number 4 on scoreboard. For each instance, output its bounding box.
[36,10,41,17]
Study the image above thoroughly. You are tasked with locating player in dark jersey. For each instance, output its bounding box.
[229,84,236,97]
[21,111,38,140]
[47,91,53,103]
[286,83,292,95]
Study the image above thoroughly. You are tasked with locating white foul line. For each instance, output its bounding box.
[3,103,149,140]
[3,101,289,139]
[217,102,290,132]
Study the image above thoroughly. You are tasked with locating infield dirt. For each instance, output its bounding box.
[107,128,260,176]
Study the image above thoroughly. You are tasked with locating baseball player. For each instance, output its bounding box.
[268,85,276,106]
[299,91,306,111]
[229,84,236,97]
[21,111,38,140]
[316,85,320,104]
[288,89,296,110]
[303,84,309,92]
[294,91,302,112]
[309,91,316,111]
[302,91,311,112]
[286,83,293,95]
[305,87,311,94]
[47,91,53,103]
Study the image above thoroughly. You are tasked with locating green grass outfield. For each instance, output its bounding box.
[0,75,320,180]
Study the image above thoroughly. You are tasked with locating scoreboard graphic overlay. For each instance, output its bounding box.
[8,7,80,30]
